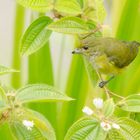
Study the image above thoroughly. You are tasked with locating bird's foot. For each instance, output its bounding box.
[99,81,108,88]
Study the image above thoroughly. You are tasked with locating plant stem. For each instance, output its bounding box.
[11,4,25,89]
[96,70,110,99]
[56,35,66,87]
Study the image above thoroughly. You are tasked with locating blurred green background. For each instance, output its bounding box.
[0,0,140,139]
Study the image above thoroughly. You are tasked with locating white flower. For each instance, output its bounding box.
[100,121,111,131]
[112,123,120,129]
[22,120,34,131]
[93,98,103,109]
[82,106,93,115]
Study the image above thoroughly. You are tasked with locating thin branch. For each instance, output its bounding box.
[96,71,110,99]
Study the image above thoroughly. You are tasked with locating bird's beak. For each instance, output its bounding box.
[72,48,82,54]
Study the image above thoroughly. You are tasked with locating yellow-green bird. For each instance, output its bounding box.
[72,37,140,88]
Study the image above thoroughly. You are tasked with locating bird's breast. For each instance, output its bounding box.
[91,54,122,75]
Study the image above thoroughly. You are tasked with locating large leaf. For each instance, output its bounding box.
[103,98,115,117]
[20,16,52,56]
[47,17,92,34]
[16,0,54,12]
[119,94,140,112]
[0,65,18,75]
[64,117,107,140]
[9,109,56,140]
[10,121,44,140]
[15,84,73,103]
[55,0,82,16]
[116,118,140,140]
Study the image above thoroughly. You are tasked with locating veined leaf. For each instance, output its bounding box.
[47,17,92,34]
[64,117,107,140]
[119,94,140,112]
[116,118,140,140]
[15,84,73,103]
[16,0,54,12]
[103,98,115,117]
[20,16,52,56]
[27,109,56,140]
[0,65,18,75]
[107,129,125,140]
[9,109,56,140]
[55,0,82,16]
[10,121,44,140]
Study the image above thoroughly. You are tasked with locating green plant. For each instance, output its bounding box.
[1,0,140,140]
[0,75,73,139]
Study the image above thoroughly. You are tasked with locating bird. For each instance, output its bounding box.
[72,37,140,88]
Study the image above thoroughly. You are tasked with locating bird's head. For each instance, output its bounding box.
[72,46,92,56]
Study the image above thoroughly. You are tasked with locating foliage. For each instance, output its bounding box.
[0,77,73,139]
[20,16,53,55]
[0,65,18,75]
[1,0,140,140]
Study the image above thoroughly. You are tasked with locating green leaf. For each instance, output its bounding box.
[64,117,107,140]
[76,0,84,8]
[116,118,140,140]
[47,17,92,34]
[107,129,125,140]
[83,0,106,23]
[9,109,56,140]
[15,84,73,103]
[119,94,140,112]
[28,109,56,140]
[103,98,115,117]
[94,0,106,22]
[16,0,54,12]
[20,16,52,56]
[0,65,18,75]
[10,121,44,140]
[55,0,82,16]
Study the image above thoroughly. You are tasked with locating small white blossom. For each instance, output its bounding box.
[93,98,103,109]
[112,123,120,129]
[22,120,34,131]
[82,106,93,115]
[100,121,111,131]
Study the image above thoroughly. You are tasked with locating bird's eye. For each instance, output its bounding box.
[83,46,88,50]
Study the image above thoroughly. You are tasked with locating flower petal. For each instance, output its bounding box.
[93,98,103,109]
[82,106,93,115]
